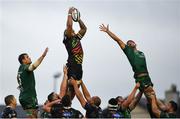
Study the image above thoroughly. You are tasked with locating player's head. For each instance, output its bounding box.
[4,95,17,108]
[116,96,124,106]
[18,53,32,64]
[61,95,72,107]
[108,98,118,111]
[90,96,101,107]
[48,92,59,102]
[167,100,178,112]
[127,40,136,49]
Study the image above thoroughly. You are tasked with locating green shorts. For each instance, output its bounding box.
[19,97,38,110]
[135,75,153,91]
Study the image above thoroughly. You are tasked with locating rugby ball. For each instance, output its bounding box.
[71,8,80,22]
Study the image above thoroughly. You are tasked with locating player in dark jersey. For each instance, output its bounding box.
[41,92,60,118]
[149,95,177,118]
[1,95,17,118]
[17,47,48,118]
[50,95,84,118]
[42,65,69,114]
[42,65,83,118]
[70,79,103,118]
[102,98,124,118]
[99,24,159,112]
[63,7,87,100]
[116,83,142,118]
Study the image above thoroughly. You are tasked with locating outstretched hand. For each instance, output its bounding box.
[42,47,48,57]
[68,7,75,14]
[63,65,68,75]
[99,24,109,33]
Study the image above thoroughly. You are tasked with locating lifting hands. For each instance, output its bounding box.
[42,47,49,57]
[99,24,109,33]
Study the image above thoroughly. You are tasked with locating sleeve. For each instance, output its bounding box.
[76,32,83,40]
[123,45,133,57]
[63,30,68,43]
[122,45,135,64]
[23,64,30,71]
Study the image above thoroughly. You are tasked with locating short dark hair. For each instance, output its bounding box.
[108,98,118,111]
[4,95,14,106]
[94,96,101,107]
[169,100,178,112]
[48,92,55,102]
[127,40,135,44]
[61,95,71,107]
[115,96,123,100]
[108,98,118,106]
[18,53,27,64]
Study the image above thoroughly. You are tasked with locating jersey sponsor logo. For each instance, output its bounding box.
[63,111,72,117]
[112,112,124,118]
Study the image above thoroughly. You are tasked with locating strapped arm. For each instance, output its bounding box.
[150,95,161,118]
[28,47,48,71]
[99,24,126,49]
[70,79,87,108]
[121,83,140,109]
[66,7,74,38]
[129,91,143,111]
[156,99,167,111]
[77,19,87,39]
[59,65,68,98]
[81,81,91,102]
[42,99,60,113]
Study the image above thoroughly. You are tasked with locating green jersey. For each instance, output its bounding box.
[160,112,176,118]
[122,108,131,118]
[17,64,36,99]
[118,107,131,118]
[123,45,148,75]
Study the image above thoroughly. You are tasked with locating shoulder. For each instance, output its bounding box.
[19,64,30,71]
[51,103,63,112]
[1,107,17,118]
[84,102,93,110]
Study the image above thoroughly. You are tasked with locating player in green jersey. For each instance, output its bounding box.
[17,47,48,118]
[116,85,142,118]
[150,94,177,118]
[99,24,158,113]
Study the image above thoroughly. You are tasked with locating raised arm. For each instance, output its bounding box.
[59,65,68,98]
[121,83,140,109]
[156,99,167,111]
[42,99,60,113]
[28,47,48,71]
[77,19,87,39]
[99,24,126,49]
[129,91,143,111]
[70,79,87,108]
[66,7,74,38]
[81,81,91,102]
[150,94,161,118]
